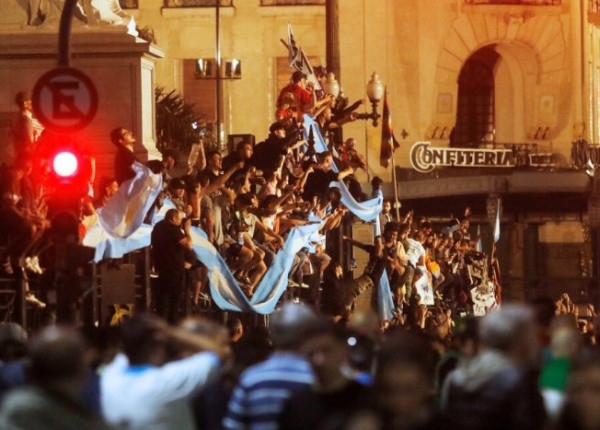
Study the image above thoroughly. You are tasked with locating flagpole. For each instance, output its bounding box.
[391,153,400,221]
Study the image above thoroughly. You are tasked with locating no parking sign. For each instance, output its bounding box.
[32,67,98,133]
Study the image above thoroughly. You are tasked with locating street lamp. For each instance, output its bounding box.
[355,72,385,127]
[322,72,340,98]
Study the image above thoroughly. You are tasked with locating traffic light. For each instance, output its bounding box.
[42,135,91,201]
[36,133,93,243]
[52,151,79,178]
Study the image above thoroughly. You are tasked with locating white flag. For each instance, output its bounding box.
[287,24,321,90]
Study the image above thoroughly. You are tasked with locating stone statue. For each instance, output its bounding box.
[25,0,134,29]
[27,0,65,26]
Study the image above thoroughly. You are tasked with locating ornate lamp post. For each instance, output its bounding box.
[322,72,341,98]
[355,72,385,127]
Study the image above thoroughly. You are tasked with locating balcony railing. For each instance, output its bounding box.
[464,0,561,5]
[260,0,324,5]
[163,0,232,7]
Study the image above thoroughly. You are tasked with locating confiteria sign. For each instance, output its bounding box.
[410,141,514,173]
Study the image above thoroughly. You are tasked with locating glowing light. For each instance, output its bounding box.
[53,152,78,177]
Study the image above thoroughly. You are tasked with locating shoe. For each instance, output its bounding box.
[300,283,310,289]
[292,297,300,304]
[25,256,44,275]
[26,292,46,309]
[149,269,159,279]
[288,280,299,288]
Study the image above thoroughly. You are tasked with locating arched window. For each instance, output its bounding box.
[451,46,500,148]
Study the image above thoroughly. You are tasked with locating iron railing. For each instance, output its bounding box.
[464,0,561,5]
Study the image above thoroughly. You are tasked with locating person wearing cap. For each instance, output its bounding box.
[167,177,190,216]
[248,122,295,174]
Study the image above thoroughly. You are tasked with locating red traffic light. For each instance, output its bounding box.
[52,151,79,178]
[34,133,92,200]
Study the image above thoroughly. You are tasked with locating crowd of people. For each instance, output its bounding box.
[0,302,599,429]
[1,71,600,429]
[0,74,559,328]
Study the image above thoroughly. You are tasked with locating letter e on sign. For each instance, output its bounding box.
[32,67,98,133]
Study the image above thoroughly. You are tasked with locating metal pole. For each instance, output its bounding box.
[58,0,77,67]
[215,0,222,148]
[391,153,401,220]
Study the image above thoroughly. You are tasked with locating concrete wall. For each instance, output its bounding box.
[131,2,326,142]
[339,0,578,183]
[0,29,163,176]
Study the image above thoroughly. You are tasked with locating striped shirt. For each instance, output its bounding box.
[222,352,314,430]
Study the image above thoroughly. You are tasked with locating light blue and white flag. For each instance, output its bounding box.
[250,220,322,313]
[378,269,395,323]
[303,114,383,224]
[493,203,501,243]
[98,162,163,238]
[190,220,322,314]
[83,162,163,261]
[475,224,482,252]
[189,227,254,313]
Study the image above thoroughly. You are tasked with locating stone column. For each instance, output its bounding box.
[325,0,340,82]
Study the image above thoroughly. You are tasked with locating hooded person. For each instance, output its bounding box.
[440,304,546,430]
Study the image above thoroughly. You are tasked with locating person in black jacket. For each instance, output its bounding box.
[321,263,348,322]
[440,304,546,430]
[345,330,441,430]
[150,209,193,323]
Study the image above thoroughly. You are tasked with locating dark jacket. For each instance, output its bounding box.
[441,350,546,430]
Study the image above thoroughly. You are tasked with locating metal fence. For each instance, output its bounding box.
[464,0,561,5]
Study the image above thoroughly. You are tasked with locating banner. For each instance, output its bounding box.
[410,141,513,173]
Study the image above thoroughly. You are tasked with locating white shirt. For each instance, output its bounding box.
[243,212,258,238]
[405,238,425,267]
[100,352,220,430]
